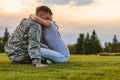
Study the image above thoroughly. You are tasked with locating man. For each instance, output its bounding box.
[4,6,52,68]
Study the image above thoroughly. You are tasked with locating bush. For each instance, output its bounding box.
[99,53,120,56]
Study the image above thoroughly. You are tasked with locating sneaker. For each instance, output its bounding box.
[46,59,52,64]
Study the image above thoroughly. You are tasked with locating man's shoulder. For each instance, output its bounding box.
[22,18,42,28]
[21,18,34,26]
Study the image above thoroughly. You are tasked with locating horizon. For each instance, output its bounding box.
[0,0,120,45]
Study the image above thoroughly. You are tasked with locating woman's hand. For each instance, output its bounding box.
[30,14,39,22]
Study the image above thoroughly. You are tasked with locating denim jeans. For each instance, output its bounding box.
[41,48,69,63]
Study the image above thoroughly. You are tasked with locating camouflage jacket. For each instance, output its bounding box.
[4,18,42,65]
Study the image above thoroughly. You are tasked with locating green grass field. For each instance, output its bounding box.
[0,53,120,80]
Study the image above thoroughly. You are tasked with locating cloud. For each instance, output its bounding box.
[73,0,94,5]
[38,0,94,6]
[21,0,40,7]
[40,0,70,5]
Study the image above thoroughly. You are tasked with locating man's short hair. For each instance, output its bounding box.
[36,6,53,15]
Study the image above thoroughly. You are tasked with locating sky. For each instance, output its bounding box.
[0,0,120,46]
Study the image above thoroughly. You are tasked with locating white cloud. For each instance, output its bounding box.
[37,0,94,6]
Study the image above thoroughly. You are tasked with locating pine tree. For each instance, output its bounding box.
[104,42,112,53]
[3,28,10,44]
[84,32,91,54]
[117,42,120,52]
[0,37,4,53]
[111,35,119,52]
[113,35,118,44]
[75,34,85,54]
[2,28,10,52]
[89,30,102,54]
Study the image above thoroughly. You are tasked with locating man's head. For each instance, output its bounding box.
[36,6,53,20]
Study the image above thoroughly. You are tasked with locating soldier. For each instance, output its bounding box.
[4,6,53,68]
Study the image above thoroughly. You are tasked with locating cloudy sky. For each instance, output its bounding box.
[0,0,120,45]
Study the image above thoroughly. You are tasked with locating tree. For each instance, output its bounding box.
[104,35,120,53]
[0,37,4,53]
[84,32,91,54]
[68,44,76,54]
[104,42,112,53]
[75,34,85,54]
[3,28,10,44]
[113,35,118,44]
[89,30,102,54]
[0,28,10,53]
[117,42,120,52]
[111,35,119,53]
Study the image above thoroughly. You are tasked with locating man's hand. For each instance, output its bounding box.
[20,18,27,24]
[36,64,48,68]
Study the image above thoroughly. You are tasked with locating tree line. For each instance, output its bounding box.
[0,28,120,54]
[68,30,120,54]
[104,35,120,53]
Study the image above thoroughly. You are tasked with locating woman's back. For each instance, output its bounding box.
[42,21,70,58]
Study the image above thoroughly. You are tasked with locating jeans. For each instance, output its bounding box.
[41,48,69,63]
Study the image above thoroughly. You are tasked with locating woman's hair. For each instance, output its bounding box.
[36,6,53,15]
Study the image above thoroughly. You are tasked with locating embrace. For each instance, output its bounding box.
[4,6,70,67]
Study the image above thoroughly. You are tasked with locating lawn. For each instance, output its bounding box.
[0,53,120,80]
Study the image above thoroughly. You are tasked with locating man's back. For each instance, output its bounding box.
[5,19,42,65]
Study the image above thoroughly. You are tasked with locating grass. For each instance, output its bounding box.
[0,53,120,80]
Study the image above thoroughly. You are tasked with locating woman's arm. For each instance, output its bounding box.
[30,15,51,28]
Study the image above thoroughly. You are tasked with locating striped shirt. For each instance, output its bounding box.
[42,21,70,58]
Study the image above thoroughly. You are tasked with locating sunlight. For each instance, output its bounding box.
[0,0,23,13]
[4,6,22,13]
[0,0,39,13]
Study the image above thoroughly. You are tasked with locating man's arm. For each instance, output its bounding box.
[28,23,47,67]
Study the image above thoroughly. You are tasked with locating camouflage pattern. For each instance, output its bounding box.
[4,18,42,65]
